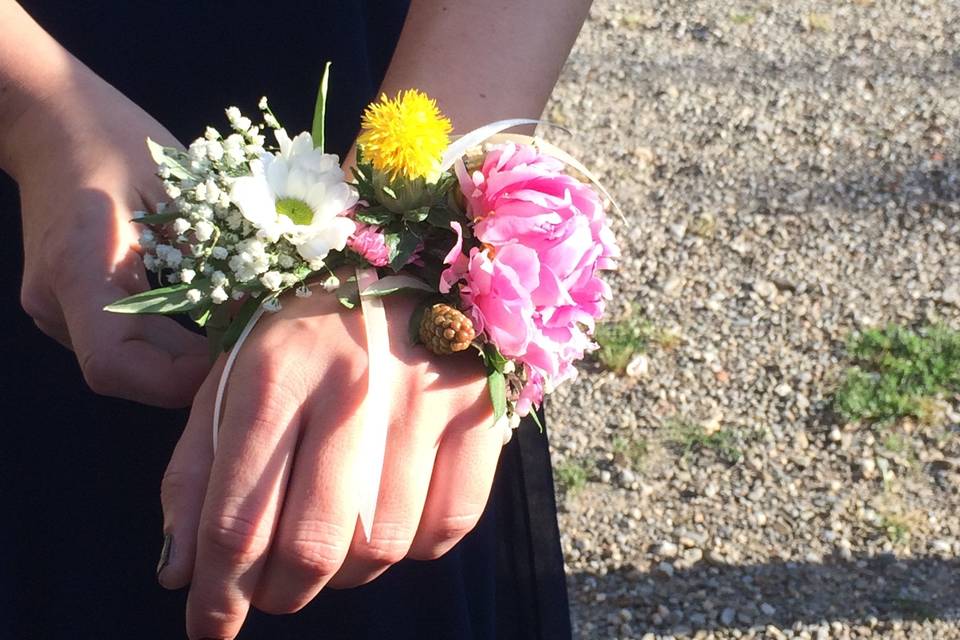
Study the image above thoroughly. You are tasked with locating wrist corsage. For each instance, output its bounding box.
[107,65,620,537]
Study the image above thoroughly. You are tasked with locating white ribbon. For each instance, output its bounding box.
[210,269,393,543]
[212,303,267,454]
[354,266,394,542]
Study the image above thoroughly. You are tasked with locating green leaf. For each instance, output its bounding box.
[218,295,262,352]
[132,212,180,226]
[403,207,430,223]
[311,62,332,153]
[483,343,509,373]
[360,275,434,297]
[146,138,193,180]
[190,303,213,327]
[354,207,394,226]
[487,368,507,422]
[409,300,429,345]
[103,280,209,315]
[529,409,544,433]
[336,275,359,309]
[389,229,422,271]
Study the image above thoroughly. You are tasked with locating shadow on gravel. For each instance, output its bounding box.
[570,554,960,632]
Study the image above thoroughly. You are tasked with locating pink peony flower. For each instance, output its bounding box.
[442,143,619,415]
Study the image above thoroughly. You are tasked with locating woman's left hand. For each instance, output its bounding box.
[157,283,503,640]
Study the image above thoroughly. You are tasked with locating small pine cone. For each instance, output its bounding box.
[420,303,476,355]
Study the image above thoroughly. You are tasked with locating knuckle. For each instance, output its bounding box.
[80,350,123,397]
[361,522,415,566]
[201,511,270,563]
[160,467,205,509]
[19,285,49,321]
[417,513,482,559]
[278,519,350,578]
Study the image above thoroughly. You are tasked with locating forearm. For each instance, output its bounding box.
[0,1,76,176]
[377,0,592,132]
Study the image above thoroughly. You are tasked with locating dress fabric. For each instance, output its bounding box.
[0,2,571,639]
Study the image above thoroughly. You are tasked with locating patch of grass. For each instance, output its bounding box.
[877,514,911,544]
[668,420,743,465]
[612,435,649,472]
[554,460,589,496]
[594,313,678,373]
[730,12,755,25]
[594,315,651,373]
[881,432,909,455]
[834,324,960,425]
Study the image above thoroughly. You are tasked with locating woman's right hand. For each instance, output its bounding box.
[4,57,210,407]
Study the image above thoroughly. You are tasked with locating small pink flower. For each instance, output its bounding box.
[442,143,619,415]
[348,222,391,267]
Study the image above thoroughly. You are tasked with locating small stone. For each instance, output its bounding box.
[774,382,793,398]
[720,608,736,626]
[663,276,685,296]
[943,284,960,306]
[682,547,703,564]
[656,561,675,577]
[656,541,680,558]
[829,427,843,442]
[753,279,777,299]
[760,602,776,616]
[599,470,612,483]
[626,354,649,378]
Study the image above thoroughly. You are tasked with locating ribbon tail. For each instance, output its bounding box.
[212,302,268,454]
[356,266,393,542]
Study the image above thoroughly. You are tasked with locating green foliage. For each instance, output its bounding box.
[311,62,331,152]
[594,313,675,373]
[669,420,743,464]
[104,280,210,315]
[612,435,649,472]
[877,514,911,544]
[730,12,755,25]
[834,324,960,424]
[554,460,589,496]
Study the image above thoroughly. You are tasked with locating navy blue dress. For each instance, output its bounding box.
[0,3,570,638]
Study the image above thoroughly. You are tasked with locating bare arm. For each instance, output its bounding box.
[0,0,209,406]
[377,0,592,130]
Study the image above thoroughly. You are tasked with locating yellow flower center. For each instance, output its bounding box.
[357,89,452,181]
[275,197,313,225]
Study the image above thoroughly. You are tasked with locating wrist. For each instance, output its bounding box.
[0,1,75,179]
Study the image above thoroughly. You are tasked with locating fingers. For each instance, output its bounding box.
[158,358,224,589]
[324,401,441,590]
[59,274,210,408]
[407,397,501,561]
[185,360,304,640]
[251,364,368,613]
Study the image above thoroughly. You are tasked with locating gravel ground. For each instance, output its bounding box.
[543,1,960,638]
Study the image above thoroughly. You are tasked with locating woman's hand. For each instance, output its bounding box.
[7,60,210,406]
[158,285,503,640]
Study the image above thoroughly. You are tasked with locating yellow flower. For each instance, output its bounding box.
[358,90,452,181]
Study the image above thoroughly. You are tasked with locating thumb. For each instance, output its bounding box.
[157,357,224,589]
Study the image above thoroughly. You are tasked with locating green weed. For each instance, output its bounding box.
[834,324,960,424]
[669,420,743,464]
[612,435,649,472]
[554,460,589,496]
[594,313,677,373]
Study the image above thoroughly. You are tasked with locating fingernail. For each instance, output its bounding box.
[156,532,173,577]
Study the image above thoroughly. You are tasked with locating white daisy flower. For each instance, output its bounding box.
[229,129,357,265]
